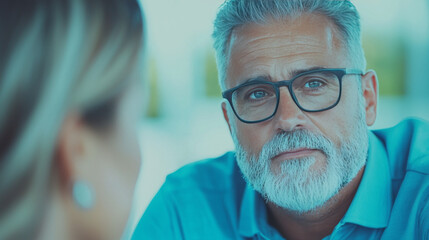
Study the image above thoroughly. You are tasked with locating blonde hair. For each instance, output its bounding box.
[0,0,145,238]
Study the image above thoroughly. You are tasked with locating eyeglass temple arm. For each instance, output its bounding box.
[346,69,364,75]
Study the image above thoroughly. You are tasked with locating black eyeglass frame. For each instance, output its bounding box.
[222,68,363,124]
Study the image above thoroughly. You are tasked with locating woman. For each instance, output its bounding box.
[0,0,146,239]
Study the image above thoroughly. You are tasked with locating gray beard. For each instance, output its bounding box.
[231,105,368,213]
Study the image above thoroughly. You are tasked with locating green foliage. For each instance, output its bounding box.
[363,34,406,96]
[146,59,160,118]
[204,50,222,98]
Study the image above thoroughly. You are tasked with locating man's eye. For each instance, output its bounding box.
[249,90,268,99]
[304,80,324,89]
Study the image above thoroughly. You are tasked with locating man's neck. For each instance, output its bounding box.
[266,167,365,240]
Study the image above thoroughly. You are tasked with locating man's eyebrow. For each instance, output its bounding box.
[237,66,327,86]
[239,75,272,85]
[289,66,327,78]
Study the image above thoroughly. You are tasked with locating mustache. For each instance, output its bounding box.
[259,129,335,160]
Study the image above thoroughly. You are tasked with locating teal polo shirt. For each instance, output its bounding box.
[132,118,429,239]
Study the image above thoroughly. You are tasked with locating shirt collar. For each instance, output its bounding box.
[238,183,266,238]
[341,130,392,228]
[238,130,393,237]
[238,183,261,237]
[238,184,284,239]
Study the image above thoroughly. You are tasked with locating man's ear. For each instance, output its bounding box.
[222,101,232,134]
[361,70,378,126]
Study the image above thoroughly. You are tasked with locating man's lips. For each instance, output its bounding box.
[272,148,319,161]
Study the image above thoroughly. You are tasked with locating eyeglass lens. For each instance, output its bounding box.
[231,71,340,122]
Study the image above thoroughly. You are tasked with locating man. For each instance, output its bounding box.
[133,0,429,239]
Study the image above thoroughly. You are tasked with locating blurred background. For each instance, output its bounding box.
[126,0,429,238]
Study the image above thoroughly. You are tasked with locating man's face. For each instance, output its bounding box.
[222,14,377,212]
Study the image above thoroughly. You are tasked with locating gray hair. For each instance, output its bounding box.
[212,0,366,90]
[0,0,144,238]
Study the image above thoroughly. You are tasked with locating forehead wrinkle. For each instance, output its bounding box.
[239,51,325,69]
[233,33,334,62]
[240,54,327,83]
[230,17,341,62]
[236,43,329,73]
[237,43,327,62]
[226,15,347,88]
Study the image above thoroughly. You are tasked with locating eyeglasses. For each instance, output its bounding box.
[222,68,363,124]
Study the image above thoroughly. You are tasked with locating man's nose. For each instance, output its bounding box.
[273,88,306,132]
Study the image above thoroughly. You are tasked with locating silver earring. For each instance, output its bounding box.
[72,181,95,210]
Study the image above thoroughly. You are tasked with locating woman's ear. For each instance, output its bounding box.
[56,114,82,187]
[55,114,97,189]
[56,114,101,210]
